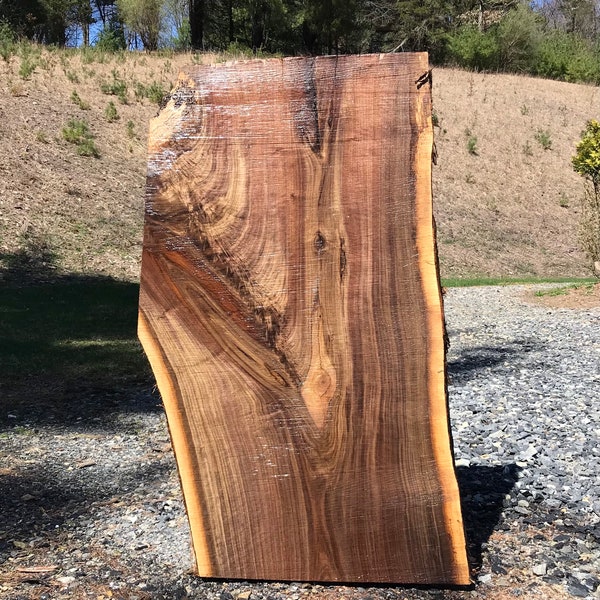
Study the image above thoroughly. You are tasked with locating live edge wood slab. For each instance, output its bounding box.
[138,53,469,585]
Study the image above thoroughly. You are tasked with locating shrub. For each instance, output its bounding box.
[76,138,100,158]
[104,101,119,122]
[62,119,91,144]
[446,26,499,71]
[71,90,90,110]
[535,31,600,85]
[65,69,80,83]
[62,119,100,158]
[135,80,168,105]
[144,80,167,105]
[126,120,136,139]
[100,69,128,103]
[572,120,600,275]
[465,128,478,155]
[19,57,36,79]
[534,129,552,150]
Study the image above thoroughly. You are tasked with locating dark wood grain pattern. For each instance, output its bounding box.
[138,53,469,584]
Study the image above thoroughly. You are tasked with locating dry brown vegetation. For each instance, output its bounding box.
[0,48,598,283]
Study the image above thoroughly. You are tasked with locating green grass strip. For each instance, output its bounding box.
[441,276,597,288]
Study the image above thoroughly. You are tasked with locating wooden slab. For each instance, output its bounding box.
[138,53,469,584]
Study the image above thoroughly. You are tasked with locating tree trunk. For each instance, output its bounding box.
[139,54,469,585]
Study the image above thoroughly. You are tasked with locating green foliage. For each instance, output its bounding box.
[442,276,596,287]
[62,118,91,143]
[534,129,552,150]
[495,4,542,72]
[104,100,119,122]
[573,120,600,185]
[64,68,79,83]
[19,56,37,79]
[135,80,167,105]
[533,282,595,297]
[100,69,128,103]
[465,129,478,155]
[70,89,90,110]
[171,16,190,50]
[0,20,16,61]
[444,3,600,85]
[126,119,136,139]
[535,30,600,85]
[62,118,99,158]
[572,120,600,275]
[76,137,100,157]
[117,0,162,51]
[94,24,127,51]
[446,26,499,70]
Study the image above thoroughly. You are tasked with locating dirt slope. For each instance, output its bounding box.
[432,68,598,279]
[0,50,597,282]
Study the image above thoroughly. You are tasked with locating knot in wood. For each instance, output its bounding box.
[314,231,326,255]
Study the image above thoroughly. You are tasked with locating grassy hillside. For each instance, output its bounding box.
[0,47,597,284]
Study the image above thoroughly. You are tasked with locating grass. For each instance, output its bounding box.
[442,276,597,287]
[533,281,597,297]
[0,278,152,421]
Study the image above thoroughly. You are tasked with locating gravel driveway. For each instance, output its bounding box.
[1,285,599,599]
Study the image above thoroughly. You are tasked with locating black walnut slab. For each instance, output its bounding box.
[138,53,469,585]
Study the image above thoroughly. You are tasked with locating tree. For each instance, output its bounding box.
[117,0,162,49]
[301,0,363,54]
[0,0,45,39]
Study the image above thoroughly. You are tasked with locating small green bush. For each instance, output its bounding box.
[104,100,119,122]
[71,90,90,110]
[465,129,478,155]
[135,80,168,105]
[534,129,552,150]
[65,69,80,83]
[19,57,36,79]
[76,138,100,158]
[126,120,136,139]
[62,119,100,158]
[100,69,127,103]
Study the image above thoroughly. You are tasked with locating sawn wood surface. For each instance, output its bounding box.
[138,53,469,585]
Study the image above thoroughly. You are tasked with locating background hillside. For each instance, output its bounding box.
[0,48,597,283]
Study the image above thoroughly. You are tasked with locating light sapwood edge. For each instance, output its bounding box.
[414,74,471,585]
[138,310,213,576]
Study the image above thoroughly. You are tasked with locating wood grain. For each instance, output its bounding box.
[138,53,469,584]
